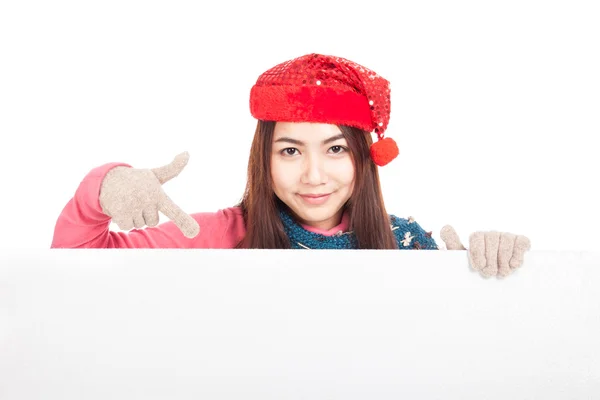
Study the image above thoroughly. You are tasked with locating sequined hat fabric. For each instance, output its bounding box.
[249,53,399,166]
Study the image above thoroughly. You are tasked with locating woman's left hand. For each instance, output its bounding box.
[440,226,531,278]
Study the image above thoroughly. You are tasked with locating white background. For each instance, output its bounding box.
[1,0,599,251]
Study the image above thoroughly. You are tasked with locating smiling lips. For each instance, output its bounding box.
[298,193,331,205]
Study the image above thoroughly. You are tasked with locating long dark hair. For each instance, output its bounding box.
[235,120,398,249]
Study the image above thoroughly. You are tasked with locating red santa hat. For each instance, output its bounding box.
[249,53,399,166]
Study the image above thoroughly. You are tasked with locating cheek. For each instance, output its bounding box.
[271,159,296,192]
[330,158,355,186]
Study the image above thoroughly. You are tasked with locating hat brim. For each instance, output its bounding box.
[250,85,373,132]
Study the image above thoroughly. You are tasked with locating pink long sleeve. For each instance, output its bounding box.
[50,163,247,249]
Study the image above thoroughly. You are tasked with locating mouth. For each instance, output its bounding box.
[297,193,332,205]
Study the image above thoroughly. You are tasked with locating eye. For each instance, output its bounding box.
[281,147,299,156]
[329,145,347,154]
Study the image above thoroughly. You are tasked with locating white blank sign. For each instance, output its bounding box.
[1,249,599,399]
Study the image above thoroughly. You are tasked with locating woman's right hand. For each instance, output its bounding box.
[99,152,200,238]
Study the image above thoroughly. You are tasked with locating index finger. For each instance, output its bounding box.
[157,191,200,238]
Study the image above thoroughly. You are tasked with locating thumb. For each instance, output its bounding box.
[151,152,190,185]
[440,225,466,250]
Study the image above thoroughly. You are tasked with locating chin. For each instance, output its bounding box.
[293,206,342,224]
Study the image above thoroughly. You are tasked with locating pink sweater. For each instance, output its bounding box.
[51,163,350,248]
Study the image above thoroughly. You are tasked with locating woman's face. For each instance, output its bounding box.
[271,122,355,230]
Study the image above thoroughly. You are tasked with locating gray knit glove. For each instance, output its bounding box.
[99,152,200,238]
[440,225,531,278]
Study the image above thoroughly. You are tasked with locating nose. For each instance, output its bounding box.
[300,154,328,186]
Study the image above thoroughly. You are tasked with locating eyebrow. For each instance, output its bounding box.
[274,133,345,146]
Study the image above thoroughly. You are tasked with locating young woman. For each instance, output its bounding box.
[51,53,531,277]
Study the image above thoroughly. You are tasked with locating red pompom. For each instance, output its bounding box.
[370,137,399,166]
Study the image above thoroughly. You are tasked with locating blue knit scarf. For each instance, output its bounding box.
[278,206,438,250]
[279,208,438,250]
[279,207,358,249]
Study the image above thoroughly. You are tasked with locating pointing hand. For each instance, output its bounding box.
[99,152,200,238]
